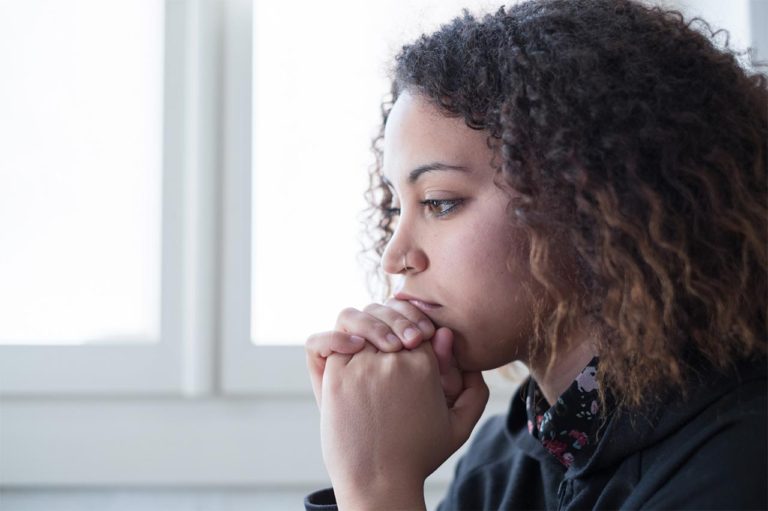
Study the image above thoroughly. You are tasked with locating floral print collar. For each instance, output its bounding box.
[525,357,601,467]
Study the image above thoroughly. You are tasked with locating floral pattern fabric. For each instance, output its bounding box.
[525,357,601,467]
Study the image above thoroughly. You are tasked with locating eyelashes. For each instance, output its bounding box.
[422,198,464,217]
[383,206,401,219]
[383,198,465,219]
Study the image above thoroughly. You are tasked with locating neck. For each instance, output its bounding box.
[528,325,598,405]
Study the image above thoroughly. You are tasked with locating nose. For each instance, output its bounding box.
[381,225,428,275]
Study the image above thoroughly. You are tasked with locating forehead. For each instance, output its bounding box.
[382,91,492,185]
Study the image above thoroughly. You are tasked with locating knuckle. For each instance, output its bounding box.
[338,307,359,320]
[384,297,400,308]
[373,322,393,340]
[379,352,398,373]
[305,331,345,357]
[305,332,325,350]
[389,300,432,328]
[418,316,435,330]
[394,317,415,334]
[362,303,380,313]
[387,298,412,314]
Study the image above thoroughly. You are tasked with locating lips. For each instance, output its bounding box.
[394,292,442,312]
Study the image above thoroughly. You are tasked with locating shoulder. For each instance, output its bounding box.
[633,362,767,509]
[452,394,541,479]
[438,395,563,511]
[456,415,512,474]
[439,414,527,511]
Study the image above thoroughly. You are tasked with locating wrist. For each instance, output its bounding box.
[335,477,426,511]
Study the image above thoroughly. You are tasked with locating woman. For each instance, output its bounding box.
[305,0,767,509]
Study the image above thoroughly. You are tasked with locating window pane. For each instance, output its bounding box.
[0,0,163,345]
[251,0,497,344]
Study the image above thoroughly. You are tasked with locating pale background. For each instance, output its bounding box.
[0,0,764,510]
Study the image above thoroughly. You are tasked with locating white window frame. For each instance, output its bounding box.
[217,0,311,396]
[0,0,309,398]
[0,0,323,489]
[0,0,225,397]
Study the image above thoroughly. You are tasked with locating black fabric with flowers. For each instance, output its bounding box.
[525,357,601,467]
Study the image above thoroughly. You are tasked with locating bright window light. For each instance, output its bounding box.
[251,0,500,344]
[0,0,164,345]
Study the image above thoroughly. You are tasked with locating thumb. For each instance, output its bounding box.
[431,327,463,407]
[449,371,489,448]
[306,331,366,407]
[431,327,454,375]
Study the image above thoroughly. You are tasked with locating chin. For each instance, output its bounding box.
[453,339,507,372]
[457,357,512,373]
[453,330,522,373]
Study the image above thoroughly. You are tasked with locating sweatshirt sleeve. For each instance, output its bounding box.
[304,488,338,511]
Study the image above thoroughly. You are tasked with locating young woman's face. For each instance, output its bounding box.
[381,91,551,371]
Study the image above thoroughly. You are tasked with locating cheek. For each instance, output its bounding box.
[435,227,537,369]
[434,213,532,302]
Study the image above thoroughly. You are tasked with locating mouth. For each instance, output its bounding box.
[394,292,442,313]
[407,299,441,313]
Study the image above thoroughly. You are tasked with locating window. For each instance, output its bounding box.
[222,0,501,394]
[0,0,193,394]
[1,0,760,497]
[249,0,500,346]
[0,1,162,347]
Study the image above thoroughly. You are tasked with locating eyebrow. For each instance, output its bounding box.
[382,162,470,187]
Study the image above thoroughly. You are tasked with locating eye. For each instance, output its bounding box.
[382,196,401,218]
[421,198,464,217]
[383,206,401,218]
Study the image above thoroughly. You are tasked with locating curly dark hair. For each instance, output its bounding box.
[362,0,767,408]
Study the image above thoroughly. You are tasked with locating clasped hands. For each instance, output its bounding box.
[306,299,489,510]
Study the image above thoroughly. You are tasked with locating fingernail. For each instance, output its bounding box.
[386,333,400,345]
[350,335,365,344]
[404,327,420,342]
[419,320,433,333]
